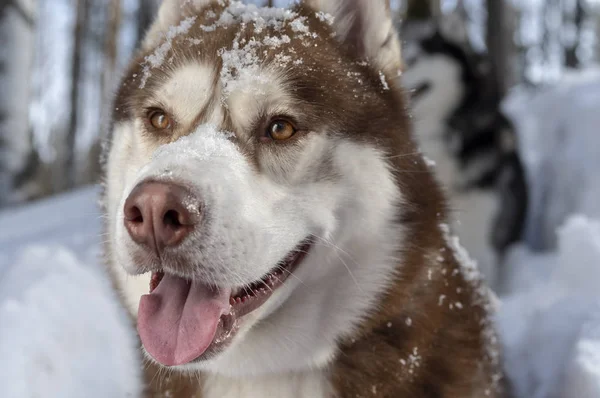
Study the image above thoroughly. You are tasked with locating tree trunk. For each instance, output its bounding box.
[406,0,432,21]
[0,0,37,206]
[65,0,86,189]
[486,0,515,97]
[103,0,121,130]
[430,0,441,20]
[564,0,584,68]
[82,0,120,184]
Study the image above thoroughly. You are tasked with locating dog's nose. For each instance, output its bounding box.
[124,181,200,254]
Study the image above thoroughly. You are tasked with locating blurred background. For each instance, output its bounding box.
[2,1,600,397]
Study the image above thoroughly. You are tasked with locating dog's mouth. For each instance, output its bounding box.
[137,240,312,367]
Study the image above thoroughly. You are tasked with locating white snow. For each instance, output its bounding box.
[140,16,198,88]
[497,215,600,398]
[503,68,600,251]
[211,3,316,101]
[0,187,142,397]
[494,69,600,397]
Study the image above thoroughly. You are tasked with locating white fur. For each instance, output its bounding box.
[156,63,217,126]
[202,371,331,398]
[225,68,294,134]
[402,53,464,153]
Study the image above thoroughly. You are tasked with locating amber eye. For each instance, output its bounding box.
[148,110,172,130]
[268,120,296,141]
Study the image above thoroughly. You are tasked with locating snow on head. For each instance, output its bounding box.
[200,1,299,33]
[139,16,197,88]
[315,11,335,25]
[132,124,246,189]
[139,1,320,101]
[209,2,315,102]
[151,124,238,163]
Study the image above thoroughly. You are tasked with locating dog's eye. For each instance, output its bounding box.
[148,110,172,130]
[268,120,296,141]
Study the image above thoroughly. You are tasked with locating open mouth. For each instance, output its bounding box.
[137,240,312,367]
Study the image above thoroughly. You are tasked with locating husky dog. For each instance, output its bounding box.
[402,31,528,288]
[101,1,503,396]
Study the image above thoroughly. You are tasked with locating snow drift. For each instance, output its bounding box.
[497,216,600,398]
[0,187,142,398]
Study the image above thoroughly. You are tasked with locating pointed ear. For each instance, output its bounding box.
[306,0,402,76]
[142,0,212,50]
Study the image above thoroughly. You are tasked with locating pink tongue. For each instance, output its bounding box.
[137,274,232,366]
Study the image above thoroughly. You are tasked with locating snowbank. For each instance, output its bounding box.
[497,72,600,396]
[0,187,142,398]
[497,216,600,398]
[503,69,600,251]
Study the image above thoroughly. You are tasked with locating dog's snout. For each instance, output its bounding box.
[124,181,200,254]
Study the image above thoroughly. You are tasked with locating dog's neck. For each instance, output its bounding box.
[144,361,331,398]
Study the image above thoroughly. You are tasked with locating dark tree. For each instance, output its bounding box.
[565,0,584,68]
[65,0,87,189]
[406,0,433,21]
[486,0,512,97]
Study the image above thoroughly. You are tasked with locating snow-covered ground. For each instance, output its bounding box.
[0,187,142,398]
[498,216,600,398]
[503,68,600,252]
[495,68,600,397]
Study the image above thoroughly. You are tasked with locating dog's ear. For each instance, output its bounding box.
[142,0,212,51]
[305,0,402,77]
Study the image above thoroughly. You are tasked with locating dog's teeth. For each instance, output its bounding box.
[229,297,235,306]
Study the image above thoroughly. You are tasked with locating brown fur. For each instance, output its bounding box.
[104,2,504,397]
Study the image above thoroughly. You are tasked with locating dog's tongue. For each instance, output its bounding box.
[137,274,232,366]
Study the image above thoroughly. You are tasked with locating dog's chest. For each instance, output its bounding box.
[202,371,331,398]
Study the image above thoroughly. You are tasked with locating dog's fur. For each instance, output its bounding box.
[101,1,503,396]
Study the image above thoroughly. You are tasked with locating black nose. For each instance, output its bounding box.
[123,181,201,254]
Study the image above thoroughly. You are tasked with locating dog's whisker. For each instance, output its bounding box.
[384,151,423,160]
[310,235,364,293]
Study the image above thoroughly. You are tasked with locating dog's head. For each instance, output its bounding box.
[103,0,442,377]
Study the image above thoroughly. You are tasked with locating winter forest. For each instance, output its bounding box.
[2,0,600,397]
